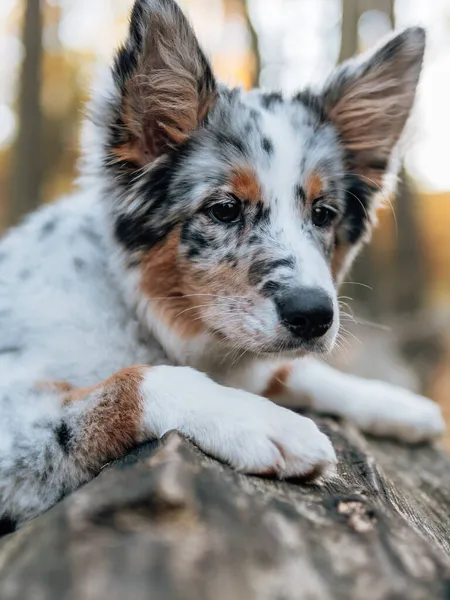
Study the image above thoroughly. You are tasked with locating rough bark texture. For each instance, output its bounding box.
[1,414,450,600]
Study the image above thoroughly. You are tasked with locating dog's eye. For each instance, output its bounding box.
[312,206,337,228]
[209,199,243,224]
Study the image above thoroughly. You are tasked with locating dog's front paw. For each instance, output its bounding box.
[216,400,337,479]
[353,382,445,443]
[145,367,337,479]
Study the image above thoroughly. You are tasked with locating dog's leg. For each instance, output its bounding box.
[226,358,445,443]
[0,364,336,525]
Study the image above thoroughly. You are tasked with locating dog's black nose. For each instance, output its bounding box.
[276,288,334,340]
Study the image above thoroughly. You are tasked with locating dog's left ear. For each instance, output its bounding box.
[109,0,217,168]
[323,27,425,187]
[324,27,425,283]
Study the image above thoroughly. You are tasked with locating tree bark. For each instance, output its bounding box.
[1,414,449,600]
[8,0,43,226]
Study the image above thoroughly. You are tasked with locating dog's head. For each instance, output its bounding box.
[87,0,424,358]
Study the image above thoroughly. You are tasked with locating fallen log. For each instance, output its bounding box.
[1,413,450,600]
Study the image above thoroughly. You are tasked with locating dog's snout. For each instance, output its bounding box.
[276,287,334,340]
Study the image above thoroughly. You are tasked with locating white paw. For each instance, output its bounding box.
[144,367,337,479]
[352,382,446,443]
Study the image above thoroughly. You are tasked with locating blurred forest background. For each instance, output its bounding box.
[0,0,450,442]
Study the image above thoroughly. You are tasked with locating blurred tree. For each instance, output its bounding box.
[339,0,360,63]
[243,0,261,87]
[8,0,44,226]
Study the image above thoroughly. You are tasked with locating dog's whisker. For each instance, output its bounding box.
[339,326,362,345]
[341,281,373,291]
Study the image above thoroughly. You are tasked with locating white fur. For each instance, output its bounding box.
[275,357,446,443]
[142,366,336,476]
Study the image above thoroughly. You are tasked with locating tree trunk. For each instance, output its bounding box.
[243,0,261,87]
[8,0,43,226]
[339,0,360,63]
[1,414,450,600]
[391,169,427,314]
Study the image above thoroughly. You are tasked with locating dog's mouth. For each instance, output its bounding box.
[209,326,335,359]
[255,337,333,356]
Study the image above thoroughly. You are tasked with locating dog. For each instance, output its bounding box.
[0,0,445,530]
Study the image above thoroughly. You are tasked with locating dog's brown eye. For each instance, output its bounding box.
[209,199,242,224]
[312,206,336,228]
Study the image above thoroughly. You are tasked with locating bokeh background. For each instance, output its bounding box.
[0,0,449,443]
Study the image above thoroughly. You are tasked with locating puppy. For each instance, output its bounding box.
[0,0,444,529]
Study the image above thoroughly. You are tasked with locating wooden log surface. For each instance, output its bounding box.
[1,413,450,600]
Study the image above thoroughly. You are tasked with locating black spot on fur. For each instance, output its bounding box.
[181,224,213,259]
[0,516,17,537]
[19,269,31,281]
[248,257,295,285]
[253,202,271,225]
[294,184,306,202]
[73,257,86,271]
[40,219,58,239]
[293,90,326,124]
[262,137,274,155]
[341,175,374,244]
[113,47,138,92]
[221,252,237,264]
[0,346,22,355]
[55,422,72,455]
[220,252,238,268]
[80,221,102,247]
[215,131,246,156]
[261,92,283,110]
[112,0,146,91]
[248,234,261,246]
[115,213,165,253]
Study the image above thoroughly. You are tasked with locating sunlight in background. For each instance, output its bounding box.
[248,0,341,90]
[1,0,450,191]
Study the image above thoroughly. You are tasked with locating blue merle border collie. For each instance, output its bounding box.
[0,0,444,531]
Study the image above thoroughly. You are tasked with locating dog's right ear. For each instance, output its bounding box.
[107,0,217,169]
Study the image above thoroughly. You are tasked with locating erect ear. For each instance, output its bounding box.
[323,27,425,186]
[109,0,217,168]
[324,28,425,285]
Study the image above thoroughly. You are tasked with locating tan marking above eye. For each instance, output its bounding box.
[305,172,324,205]
[229,166,263,204]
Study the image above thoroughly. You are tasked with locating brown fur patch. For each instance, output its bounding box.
[37,381,75,393]
[305,172,324,204]
[230,166,263,203]
[114,6,217,166]
[140,229,205,339]
[263,364,293,399]
[63,366,148,468]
